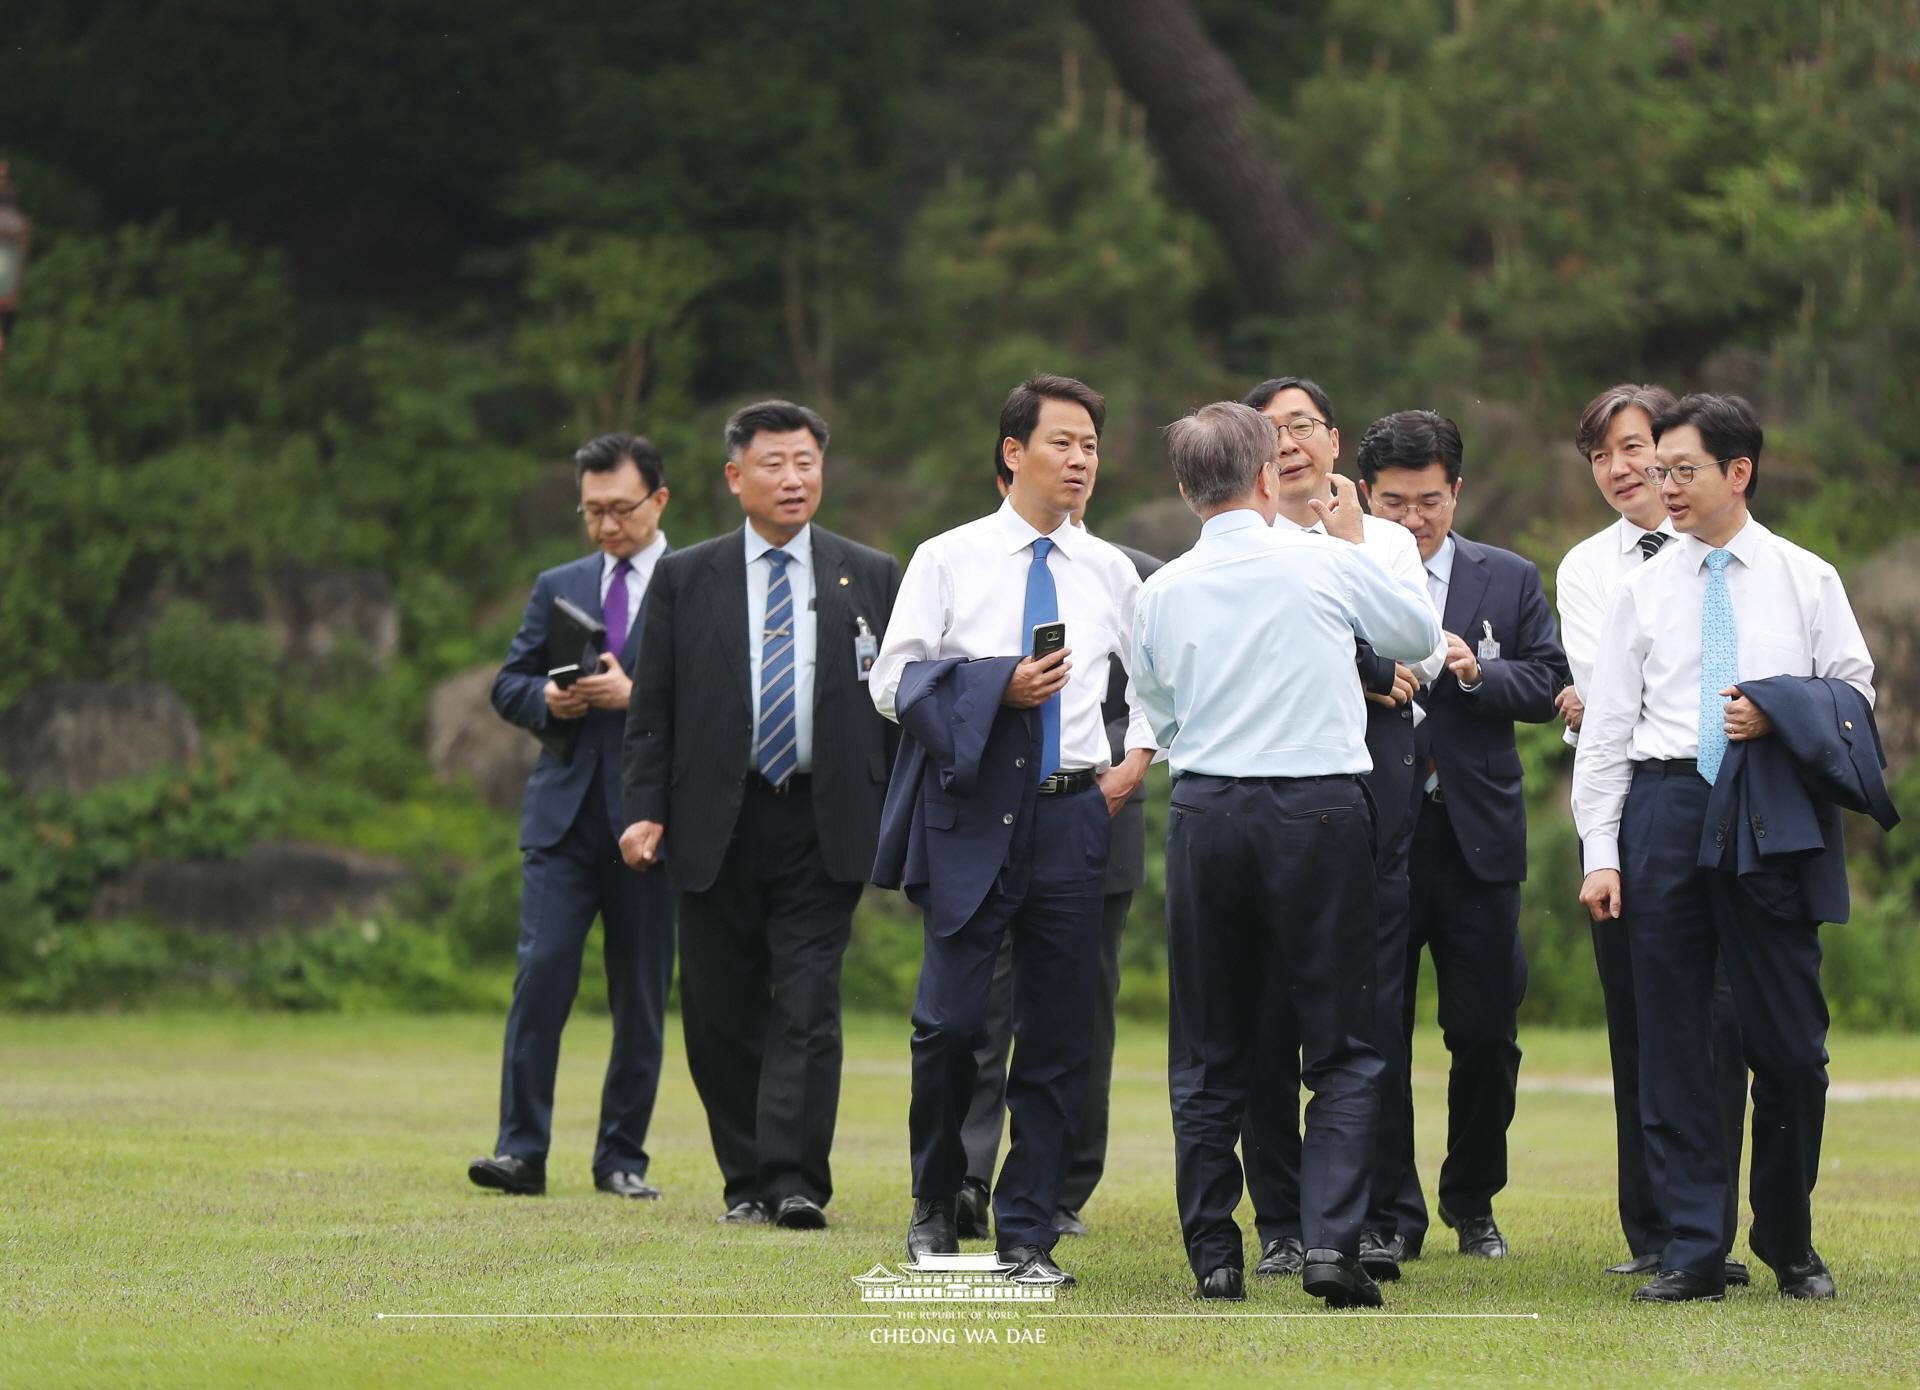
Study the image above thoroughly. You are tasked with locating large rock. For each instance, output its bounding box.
[1850,536,1920,767]
[426,663,537,813]
[89,840,414,937]
[0,682,203,797]
[114,561,402,674]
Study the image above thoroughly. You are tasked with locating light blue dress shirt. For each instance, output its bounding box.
[745,521,816,775]
[1132,509,1444,778]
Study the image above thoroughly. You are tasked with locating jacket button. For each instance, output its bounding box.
[1402,753,1414,766]
[1015,757,1026,768]
[1715,833,1726,847]
[1756,827,1766,838]
[1320,814,1330,825]
[1002,813,1014,826]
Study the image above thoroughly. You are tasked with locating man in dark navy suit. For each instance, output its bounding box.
[1357,411,1569,1262]
[621,400,901,1231]
[469,433,677,1200]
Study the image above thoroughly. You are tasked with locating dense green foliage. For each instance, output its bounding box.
[1,1,1916,1019]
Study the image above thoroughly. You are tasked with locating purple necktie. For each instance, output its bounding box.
[603,557,634,655]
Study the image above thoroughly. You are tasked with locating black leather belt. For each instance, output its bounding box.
[746,772,811,797]
[1633,758,1699,777]
[1036,769,1097,796]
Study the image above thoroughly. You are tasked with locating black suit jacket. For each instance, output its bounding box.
[622,523,903,893]
[1102,541,1162,894]
[1414,533,1569,884]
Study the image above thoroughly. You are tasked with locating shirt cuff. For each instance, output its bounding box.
[1457,677,1483,693]
[1582,833,1621,875]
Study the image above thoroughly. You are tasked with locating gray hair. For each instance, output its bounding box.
[1166,402,1276,511]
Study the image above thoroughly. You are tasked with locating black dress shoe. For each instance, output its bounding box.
[1053,1207,1089,1238]
[1438,1204,1508,1258]
[1302,1248,1384,1308]
[1631,1270,1725,1303]
[771,1194,828,1229]
[956,1179,991,1240]
[1195,1267,1246,1301]
[1358,1228,1402,1281]
[1772,1249,1836,1300]
[718,1200,767,1224]
[908,1197,959,1260]
[999,1243,1075,1289]
[595,1170,661,1199]
[1394,1233,1422,1261]
[1606,1252,1663,1276]
[1724,1258,1751,1287]
[1255,1236,1305,1277]
[468,1155,545,1195]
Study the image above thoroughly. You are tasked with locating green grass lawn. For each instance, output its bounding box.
[4,1013,1918,1389]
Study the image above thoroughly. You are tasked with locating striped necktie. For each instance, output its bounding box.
[1697,548,1737,783]
[1638,531,1669,562]
[757,549,799,786]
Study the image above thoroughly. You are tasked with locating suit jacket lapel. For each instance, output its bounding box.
[617,544,668,670]
[1443,535,1491,637]
[709,531,753,710]
[811,528,846,716]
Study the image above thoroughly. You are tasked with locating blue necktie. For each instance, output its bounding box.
[758,549,799,786]
[1024,536,1060,781]
[1697,548,1737,783]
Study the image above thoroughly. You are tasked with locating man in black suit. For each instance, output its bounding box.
[954,472,1161,1242]
[1356,411,1569,1262]
[469,433,677,1200]
[621,400,901,1230]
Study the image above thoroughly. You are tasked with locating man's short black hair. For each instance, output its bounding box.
[1241,375,1336,426]
[995,374,1106,485]
[1354,410,1464,489]
[724,399,830,458]
[1650,393,1763,500]
[574,433,665,492]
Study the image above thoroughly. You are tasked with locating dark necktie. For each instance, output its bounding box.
[603,557,634,653]
[1638,531,1669,562]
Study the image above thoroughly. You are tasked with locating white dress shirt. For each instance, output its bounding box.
[1556,515,1676,699]
[745,521,817,775]
[599,533,668,649]
[1275,511,1448,684]
[870,497,1154,770]
[1132,509,1444,778]
[1571,516,1875,874]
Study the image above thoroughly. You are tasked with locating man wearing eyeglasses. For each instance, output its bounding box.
[622,400,903,1232]
[1235,377,1446,1285]
[1556,385,1749,1286]
[1356,410,1569,1266]
[469,433,678,1202]
[1574,393,1878,1303]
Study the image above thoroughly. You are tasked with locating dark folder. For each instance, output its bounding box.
[535,596,608,761]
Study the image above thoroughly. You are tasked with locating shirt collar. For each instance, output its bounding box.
[1678,514,1765,572]
[996,495,1082,558]
[1613,513,1676,554]
[744,521,812,568]
[1425,534,1457,586]
[1200,508,1269,539]
[605,532,666,578]
[1272,511,1324,536]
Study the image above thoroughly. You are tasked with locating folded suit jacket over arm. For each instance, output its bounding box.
[870,655,1039,938]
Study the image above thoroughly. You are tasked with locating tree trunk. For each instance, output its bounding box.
[1075,0,1320,314]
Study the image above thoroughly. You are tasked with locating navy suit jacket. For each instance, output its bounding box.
[493,552,656,850]
[871,656,1040,938]
[1698,675,1898,924]
[1357,641,1418,847]
[1414,534,1569,883]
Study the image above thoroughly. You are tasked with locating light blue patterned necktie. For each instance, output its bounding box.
[1697,548,1738,783]
[757,549,798,786]
[1023,536,1060,781]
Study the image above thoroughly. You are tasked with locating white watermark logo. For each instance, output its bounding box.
[853,1253,1065,1303]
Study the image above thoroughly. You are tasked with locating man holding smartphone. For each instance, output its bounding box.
[870,374,1156,1289]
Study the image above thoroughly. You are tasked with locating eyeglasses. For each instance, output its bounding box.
[1274,415,1330,442]
[1370,492,1455,519]
[1645,460,1732,486]
[578,491,661,525]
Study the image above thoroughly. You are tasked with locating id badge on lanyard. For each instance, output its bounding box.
[1477,619,1500,664]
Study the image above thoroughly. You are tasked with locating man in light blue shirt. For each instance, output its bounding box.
[1132,402,1439,1308]
[744,521,817,774]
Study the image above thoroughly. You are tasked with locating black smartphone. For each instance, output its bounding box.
[1030,621,1066,660]
[548,663,585,689]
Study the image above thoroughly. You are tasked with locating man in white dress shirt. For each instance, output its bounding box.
[1556,383,1747,1283]
[1574,393,1875,1303]
[870,374,1156,1288]
[1234,376,1447,1284]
